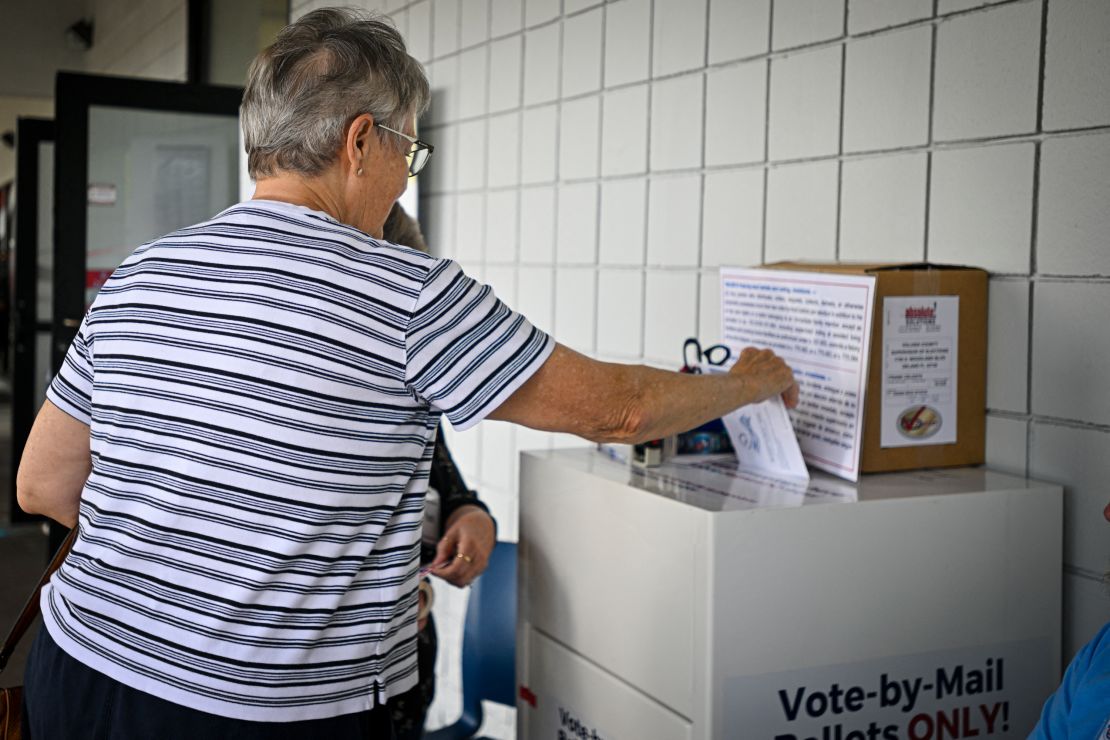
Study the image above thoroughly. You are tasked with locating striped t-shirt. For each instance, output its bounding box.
[42,199,553,722]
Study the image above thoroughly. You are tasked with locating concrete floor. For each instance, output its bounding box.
[0,379,51,689]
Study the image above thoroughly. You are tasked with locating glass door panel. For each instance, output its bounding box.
[85,106,239,303]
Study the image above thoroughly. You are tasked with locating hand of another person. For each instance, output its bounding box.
[429,505,496,588]
[730,347,800,409]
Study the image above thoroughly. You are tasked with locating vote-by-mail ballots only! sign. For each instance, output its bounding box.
[723,639,1053,739]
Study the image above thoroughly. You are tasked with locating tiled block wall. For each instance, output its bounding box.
[288,0,1109,736]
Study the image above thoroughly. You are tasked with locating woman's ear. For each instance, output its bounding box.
[345,113,375,173]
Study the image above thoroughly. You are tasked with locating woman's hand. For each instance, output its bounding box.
[429,504,496,587]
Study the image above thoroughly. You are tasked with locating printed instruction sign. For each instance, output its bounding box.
[881,296,959,448]
[720,268,876,481]
[723,638,1053,739]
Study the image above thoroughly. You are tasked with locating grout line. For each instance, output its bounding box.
[1024,278,1035,477]
[834,32,847,261]
[761,4,774,265]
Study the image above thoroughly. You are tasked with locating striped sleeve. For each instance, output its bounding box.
[46,314,94,426]
[405,259,553,430]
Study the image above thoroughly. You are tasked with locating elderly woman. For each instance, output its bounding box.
[16,8,797,739]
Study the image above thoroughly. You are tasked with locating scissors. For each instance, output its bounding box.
[682,338,732,373]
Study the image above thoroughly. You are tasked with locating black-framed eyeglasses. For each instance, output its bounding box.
[683,337,732,373]
[375,123,434,176]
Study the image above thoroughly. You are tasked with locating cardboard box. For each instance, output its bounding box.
[763,262,988,474]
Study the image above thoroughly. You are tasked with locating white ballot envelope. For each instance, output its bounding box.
[704,365,810,482]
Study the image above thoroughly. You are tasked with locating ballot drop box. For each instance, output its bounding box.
[516,449,1062,740]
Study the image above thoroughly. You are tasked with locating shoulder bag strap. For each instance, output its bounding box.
[0,527,78,672]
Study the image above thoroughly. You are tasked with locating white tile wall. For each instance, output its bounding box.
[284,0,1110,731]
[843,25,931,153]
[599,178,648,265]
[516,266,554,332]
[847,0,932,34]
[705,61,766,167]
[986,278,1029,413]
[650,74,705,171]
[984,414,1027,477]
[555,266,598,351]
[604,0,651,86]
[460,0,490,47]
[768,45,842,160]
[454,191,486,260]
[765,159,839,261]
[708,0,770,64]
[701,168,764,267]
[1044,0,1110,130]
[839,152,927,262]
[1028,422,1110,576]
[485,189,519,262]
[938,0,1010,13]
[597,269,644,357]
[519,185,557,262]
[556,181,599,263]
[1063,573,1110,661]
[932,1,1041,141]
[1037,133,1110,276]
[699,272,722,342]
[647,173,703,267]
[601,84,650,176]
[772,0,845,50]
[523,22,561,105]
[490,0,522,36]
[486,112,521,188]
[1031,281,1110,428]
[652,0,708,77]
[409,1,432,59]
[455,118,488,189]
[434,0,462,56]
[561,7,603,97]
[928,142,1034,273]
[520,104,558,183]
[488,36,522,112]
[559,95,601,180]
[525,0,559,27]
[644,270,699,362]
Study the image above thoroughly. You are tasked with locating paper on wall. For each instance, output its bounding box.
[720,268,876,481]
[880,295,959,447]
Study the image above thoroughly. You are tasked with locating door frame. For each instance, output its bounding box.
[11,116,54,522]
[52,71,243,372]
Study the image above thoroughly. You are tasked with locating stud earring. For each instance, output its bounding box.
[356,167,364,176]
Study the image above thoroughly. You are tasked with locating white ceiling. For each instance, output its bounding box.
[0,0,91,98]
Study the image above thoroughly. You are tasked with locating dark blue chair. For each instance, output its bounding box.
[426,541,518,740]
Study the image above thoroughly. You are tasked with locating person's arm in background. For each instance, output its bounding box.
[488,343,798,443]
[428,430,496,587]
[17,399,92,528]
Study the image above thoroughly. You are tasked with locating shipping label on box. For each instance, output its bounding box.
[881,295,960,448]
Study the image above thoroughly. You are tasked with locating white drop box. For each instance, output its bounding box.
[516,449,1062,740]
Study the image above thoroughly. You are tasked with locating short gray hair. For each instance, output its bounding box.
[242,8,430,179]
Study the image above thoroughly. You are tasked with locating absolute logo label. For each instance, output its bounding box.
[903,304,938,327]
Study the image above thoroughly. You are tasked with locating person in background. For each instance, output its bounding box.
[1030,498,1110,738]
[17,9,797,738]
[381,202,495,739]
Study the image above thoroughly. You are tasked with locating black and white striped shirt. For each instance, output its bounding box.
[43,200,553,721]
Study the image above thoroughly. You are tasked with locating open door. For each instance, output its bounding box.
[43,73,242,549]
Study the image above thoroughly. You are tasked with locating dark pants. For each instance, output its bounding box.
[22,627,396,740]
[387,611,438,740]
